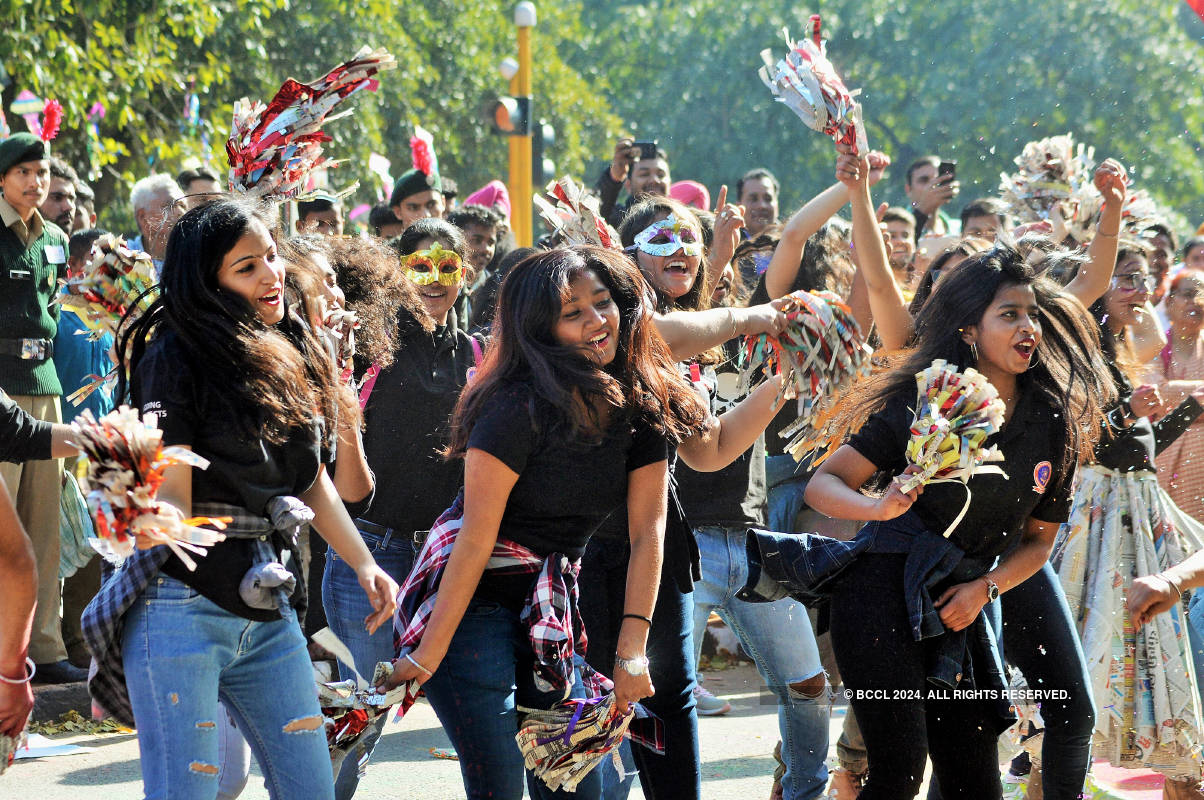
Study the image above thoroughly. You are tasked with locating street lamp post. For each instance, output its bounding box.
[511,2,535,246]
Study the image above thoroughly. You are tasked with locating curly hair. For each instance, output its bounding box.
[324,236,433,365]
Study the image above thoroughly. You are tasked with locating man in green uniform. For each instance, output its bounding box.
[0,133,82,684]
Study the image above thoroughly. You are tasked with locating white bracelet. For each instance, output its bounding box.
[0,657,35,685]
[404,652,433,678]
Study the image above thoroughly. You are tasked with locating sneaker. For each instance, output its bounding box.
[33,659,88,685]
[826,768,863,799]
[693,683,732,716]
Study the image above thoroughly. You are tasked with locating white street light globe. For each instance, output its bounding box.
[514,1,537,27]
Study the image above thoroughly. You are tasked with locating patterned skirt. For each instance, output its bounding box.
[1052,465,1204,779]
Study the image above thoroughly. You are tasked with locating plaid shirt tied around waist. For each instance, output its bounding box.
[82,496,311,727]
[393,493,611,703]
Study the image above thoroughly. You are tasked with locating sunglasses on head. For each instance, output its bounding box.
[1110,272,1156,293]
[401,244,463,286]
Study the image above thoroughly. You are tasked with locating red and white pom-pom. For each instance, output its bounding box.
[40,99,62,142]
[409,125,439,178]
[758,15,864,152]
[226,46,396,199]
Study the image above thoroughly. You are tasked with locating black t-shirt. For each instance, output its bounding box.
[360,319,484,534]
[846,376,1073,560]
[675,346,767,528]
[132,332,322,621]
[467,384,668,608]
[1096,361,1204,471]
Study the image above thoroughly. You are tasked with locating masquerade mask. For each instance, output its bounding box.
[629,214,703,257]
[401,243,463,286]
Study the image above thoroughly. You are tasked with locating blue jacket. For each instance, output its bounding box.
[739,512,1014,731]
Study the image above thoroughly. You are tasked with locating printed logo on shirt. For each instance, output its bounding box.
[1032,461,1052,494]
[141,401,164,428]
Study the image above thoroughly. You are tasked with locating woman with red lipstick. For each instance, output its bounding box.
[377,246,707,800]
[1053,240,1204,786]
[744,242,1112,798]
[96,198,399,800]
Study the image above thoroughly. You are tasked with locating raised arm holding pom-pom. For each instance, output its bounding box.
[836,143,913,349]
[1064,158,1126,307]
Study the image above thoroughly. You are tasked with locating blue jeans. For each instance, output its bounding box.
[322,526,417,800]
[767,454,811,534]
[693,524,829,800]
[122,575,334,800]
[1187,593,1204,708]
[421,597,602,800]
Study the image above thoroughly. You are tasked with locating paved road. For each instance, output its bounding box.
[9,663,803,799]
[11,663,1162,798]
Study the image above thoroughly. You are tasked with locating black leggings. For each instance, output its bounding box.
[829,553,1002,800]
[578,535,700,800]
[998,562,1095,799]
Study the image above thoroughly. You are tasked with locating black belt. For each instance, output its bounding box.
[0,338,53,360]
[355,518,428,547]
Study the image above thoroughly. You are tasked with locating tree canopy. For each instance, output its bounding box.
[3,0,1202,233]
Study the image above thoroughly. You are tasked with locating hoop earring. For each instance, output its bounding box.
[969,342,979,362]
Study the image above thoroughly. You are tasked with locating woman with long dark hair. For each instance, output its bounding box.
[86,198,398,800]
[377,246,707,799]
[745,240,1113,798]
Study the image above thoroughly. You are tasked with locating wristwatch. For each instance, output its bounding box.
[982,577,1000,602]
[615,654,650,677]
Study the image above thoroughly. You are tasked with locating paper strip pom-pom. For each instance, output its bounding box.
[226,46,396,200]
[999,133,1100,241]
[518,694,646,792]
[738,289,872,460]
[58,233,157,342]
[533,176,621,250]
[758,15,864,152]
[311,631,417,765]
[897,359,1007,495]
[69,407,230,569]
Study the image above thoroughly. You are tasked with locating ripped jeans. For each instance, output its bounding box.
[122,575,335,800]
[692,525,830,800]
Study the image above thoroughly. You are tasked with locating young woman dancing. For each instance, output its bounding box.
[378,246,707,799]
[85,198,397,800]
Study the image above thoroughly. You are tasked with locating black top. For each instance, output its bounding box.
[846,376,1073,560]
[132,332,322,620]
[1096,361,1204,472]
[675,345,767,528]
[360,314,484,534]
[0,388,53,463]
[467,384,668,608]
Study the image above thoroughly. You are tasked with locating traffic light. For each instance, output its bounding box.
[533,119,555,185]
[484,95,531,136]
